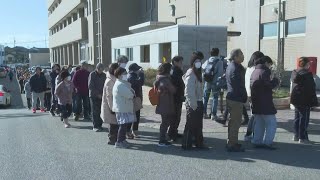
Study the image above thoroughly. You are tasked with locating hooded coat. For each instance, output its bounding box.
[154,75,176,115]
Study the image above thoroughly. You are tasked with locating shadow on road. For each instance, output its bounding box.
[0,113,48,119]
[278,119,320,135]
[128,130,320,170]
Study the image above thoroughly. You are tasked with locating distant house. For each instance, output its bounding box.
[29,48,50,67]
[5,54,16,64]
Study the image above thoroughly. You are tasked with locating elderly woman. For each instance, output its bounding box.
[101,63,119,145]
[112,67,135,148]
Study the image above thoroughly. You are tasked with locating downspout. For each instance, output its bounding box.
[150,0,154,21]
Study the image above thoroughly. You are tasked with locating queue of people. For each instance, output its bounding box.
[25,48,318,151]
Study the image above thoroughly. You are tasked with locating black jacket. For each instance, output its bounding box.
[128,71,145,99]
[226,61,247,103]
[29,73,47,93]
[290,69,318,107]
[171,66,185,103]
[50,71,59,92]
[88,71,107,98]
[251,64,279,115]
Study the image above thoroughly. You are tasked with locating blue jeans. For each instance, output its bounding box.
[203,82,219,116]
[74,93,90,118]
[251,115,277,145]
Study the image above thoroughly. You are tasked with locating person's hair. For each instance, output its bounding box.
[298,57,309,68]
[36,67,42,72]
[192,51,204,60]
[210,48,220,56]
[117,55,129,63]
[158,63,172,75]
[52,64,60,70]
[255,56,273,65]
[230,49,242,60]
[171,56,183,65]
[114,67,127,78]
[75,66,81,71]
[60,71,70,81]
[190,54,202,82]
[248,51,264,68]
[109,63,119,75]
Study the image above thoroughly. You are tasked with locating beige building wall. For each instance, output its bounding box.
[29,53,50,67]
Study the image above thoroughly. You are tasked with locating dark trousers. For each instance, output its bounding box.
[160,114,175,142]
[223,105,249,122]
[44,93,51,110]
[19,84,24,94]
[109,124,119,143]
[168,102,182,139]
[117,124,127,143]
[90,97,103,128]
[294,106,311,140]
[182,101,204,147]
[127,110,141,132]
[27,98,32,109]
[74,94,90,118]
[60,104,72,119]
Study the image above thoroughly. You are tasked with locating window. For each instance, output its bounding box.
[126,48,133,61]
[261,22,277,38]
[141,45,150,63]
[159,43,171,63]
[286,17,306,35]
[114,49,120,60]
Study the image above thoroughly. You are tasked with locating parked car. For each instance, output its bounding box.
[0,67,7,78]
[0,85,11,106]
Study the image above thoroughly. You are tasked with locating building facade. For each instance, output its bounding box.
[48,0,157,66]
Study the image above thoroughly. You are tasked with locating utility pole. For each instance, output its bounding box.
[13,38,16,47]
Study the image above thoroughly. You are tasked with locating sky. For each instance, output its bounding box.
[0,0,48,48]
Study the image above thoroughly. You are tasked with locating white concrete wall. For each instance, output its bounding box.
[29,53,51,67]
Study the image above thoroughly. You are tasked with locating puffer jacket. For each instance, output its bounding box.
[154,75,176,115]
[112,79,135,113]
[100,72,117,124]
[183,69,203,110]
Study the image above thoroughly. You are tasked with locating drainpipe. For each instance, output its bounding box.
[150,0,154,21]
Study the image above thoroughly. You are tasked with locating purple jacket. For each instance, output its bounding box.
[72,69,90,95]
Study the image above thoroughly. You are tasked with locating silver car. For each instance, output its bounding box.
[0,85,11,106]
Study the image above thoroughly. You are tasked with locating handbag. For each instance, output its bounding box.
[133,97,143,112]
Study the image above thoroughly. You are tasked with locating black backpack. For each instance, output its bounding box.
[203,58,220,82]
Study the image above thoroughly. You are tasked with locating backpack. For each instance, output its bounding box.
[203,58,220,82]
[216,75,227,90]
[148,86,159,106]
[290,85,304,106]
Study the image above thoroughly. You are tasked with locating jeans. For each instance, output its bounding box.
[227,100,243,146]
[294,106,311,140]
[44,93,51,110]
[90,97,103,128]
[27,98,32,109]
[251,114,277,145]
[60,104,73,119]
[117,124,127,143]
[203,82,219,116]
[32,92,44,109]
[74,93,90,118]
[160,114,175,142]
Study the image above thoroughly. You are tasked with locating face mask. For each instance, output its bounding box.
[121,75,128,81]
[66,76,71,81]
[170,69,174,75]
[195,62,202,69]
[120,63,127,68]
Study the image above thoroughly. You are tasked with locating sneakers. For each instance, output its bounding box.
[292,136,299,142]
[40,108,46,113]
[132,131,139,138]
[108,141,116,145]
[74,115,80,121]
[244,135,252,142]
[226,144,245,152]
[203,114,211,119]
[158,140,172,147]
[211,115,219,121]
[126,132,135,139]
[64,123,71,128]
[32,108,36,113]
[115,141,129,149]
[93,128,100,132]
[299,139,311,144]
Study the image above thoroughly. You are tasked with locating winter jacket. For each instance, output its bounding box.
[55,81,74,106]
[50,71,59,94]
[290,69,318,107]
[171,65,185,103]
[24,81,32,98]
[44,73,51,93]
[72,69,90,96]
[226,61,247,103]
[100,72,117,124]
[88,71,106,98]
[29,73,47,93]
[183,69,203,110]
[128,71,145,99]
[245,67,255,97]
[250,64,279,115]
[112,79,135,113]
[154,75,176,115]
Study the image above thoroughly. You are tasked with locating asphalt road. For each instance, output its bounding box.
[1,74,320,179]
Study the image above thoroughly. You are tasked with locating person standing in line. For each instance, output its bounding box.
[126,63,145,138]
[250,56,279,150]
[112,67,135,148]
[88,63,107,132]
[19,76,25,94]
[202,48,224,121]
[72,61,91,121]
[8,70,14,82]
[42,69,52,111]
[71,66,80,114]
[49,64,61,116]
[55,71,74,128]
[24,78,32,109]
[225,49,247,152]
[243,51,265,141]
[290,57,318,144]
[29,67,47,113]
[168,56,185,141]
[182,52,208,150]
[101,63,120,145]
[154,63,176,147]
[117,55,129,69]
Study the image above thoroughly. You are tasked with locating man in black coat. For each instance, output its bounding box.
[29,67,47,113]
[291,57,318,144]
[49,64,60,116]
[169,56,185,141]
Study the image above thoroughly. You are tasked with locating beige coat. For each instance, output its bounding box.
[183,69,203,110]
[100,72,117,124]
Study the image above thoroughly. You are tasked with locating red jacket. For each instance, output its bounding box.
[72,69,90,95]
